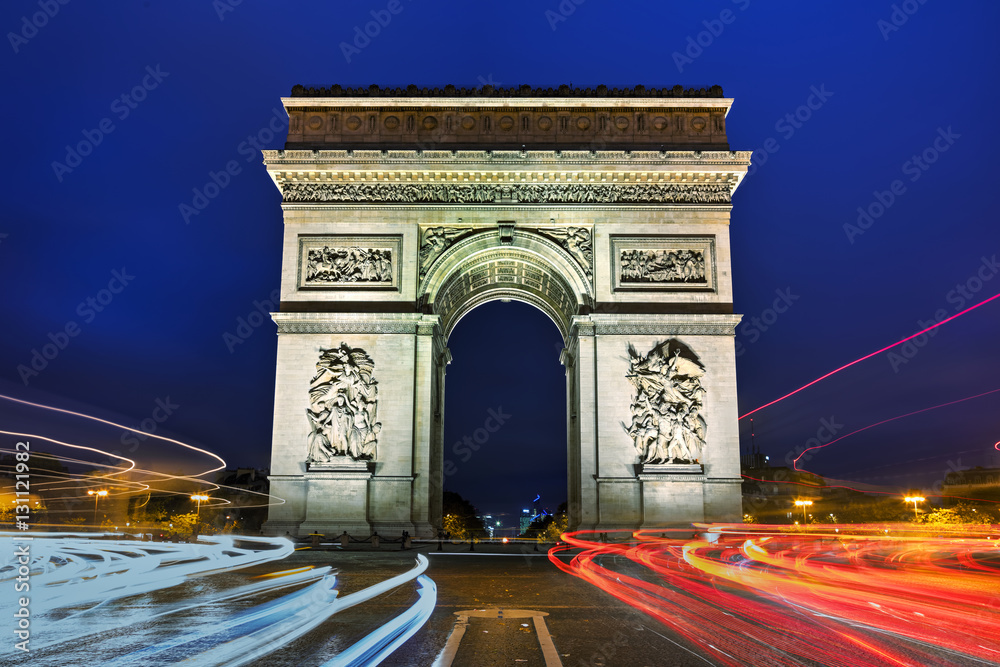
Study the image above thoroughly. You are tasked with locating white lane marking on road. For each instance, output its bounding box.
[532,614,563,667]
[431,615,468,667]
[434,609,564,667]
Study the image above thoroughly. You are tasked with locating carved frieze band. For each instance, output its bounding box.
[275,321,418,334]
[283,102,729,148]
[595,323,738,335]
[280,182,732,205]
[264,148,754,166]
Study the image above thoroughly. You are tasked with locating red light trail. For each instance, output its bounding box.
[790,386,1000,470]
[739,292,1000,420]
[552,527,1000,666]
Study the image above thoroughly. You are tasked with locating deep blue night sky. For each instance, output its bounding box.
[2,1,998,519]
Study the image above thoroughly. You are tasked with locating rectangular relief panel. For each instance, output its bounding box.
[610,235,716,293]
[297,235,402,291]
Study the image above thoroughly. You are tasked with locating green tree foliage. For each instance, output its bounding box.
[521,501,569,542]
[441,491,485,539]
[918,502,997,525]
[835,498,909,523]
[168,512,200,534]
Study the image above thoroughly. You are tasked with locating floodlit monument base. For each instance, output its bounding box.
[261,84,750,537]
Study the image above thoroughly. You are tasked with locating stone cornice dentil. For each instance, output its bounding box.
[263,149,752,167]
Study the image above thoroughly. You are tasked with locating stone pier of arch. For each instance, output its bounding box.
[261,85,751,537]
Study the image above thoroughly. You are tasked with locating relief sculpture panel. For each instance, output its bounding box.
[622,340,706,465]
[306,343,381,463]
[610,236,715,292]
[298,235,401,290]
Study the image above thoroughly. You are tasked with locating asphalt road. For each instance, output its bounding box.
[264,546,711,667]
[22,539,992,666]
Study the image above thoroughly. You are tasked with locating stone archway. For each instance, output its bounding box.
[422,226,592,339]
[262,84,750,537]
[420,227,591,529]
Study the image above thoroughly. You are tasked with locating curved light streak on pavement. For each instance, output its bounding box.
[0,533,294,614]
[322,575,437,667]
[2,534,435,666]
[551,527,1000,666]
[168,554,432,667]
[739,291,1000,420]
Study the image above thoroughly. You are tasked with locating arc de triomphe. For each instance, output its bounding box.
[262,84,750,537]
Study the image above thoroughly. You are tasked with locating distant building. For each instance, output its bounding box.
[217,468,270,532]
[477,514,496,538]
[519,508,532,534]
[942,466,1000,503]
[742,458,827,523]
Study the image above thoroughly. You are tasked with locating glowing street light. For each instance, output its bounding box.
[794,499,813,524]
[904,496,925,521]
[87,489,108,525]
[191,494,210,516]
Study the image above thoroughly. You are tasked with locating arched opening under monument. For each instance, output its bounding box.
[442,299,567,535]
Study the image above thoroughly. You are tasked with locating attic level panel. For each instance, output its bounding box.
[284,104,730,150]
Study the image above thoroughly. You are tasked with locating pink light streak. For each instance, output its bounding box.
[791,386,1000,470]
[739,292,1000,420]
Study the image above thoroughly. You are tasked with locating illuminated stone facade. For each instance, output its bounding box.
[262,85,750,536]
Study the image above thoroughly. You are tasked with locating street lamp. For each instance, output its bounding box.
[904,496,924,521]
[191,494,209,516]
[794,499,813,524]
[87,489,108,525]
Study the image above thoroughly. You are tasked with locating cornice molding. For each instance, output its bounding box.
[279,203,735,213]
[271,312,441,335]
[572,314,743,336]
[288,84,726,99]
